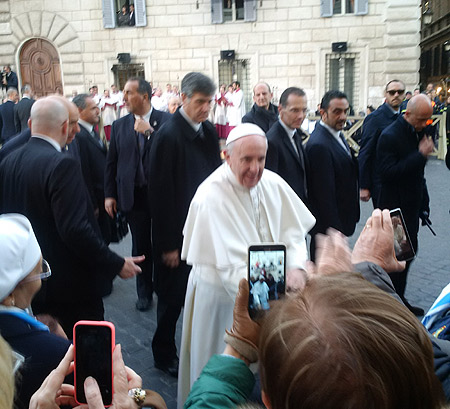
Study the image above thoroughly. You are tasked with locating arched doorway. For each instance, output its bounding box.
[19,38,63,97]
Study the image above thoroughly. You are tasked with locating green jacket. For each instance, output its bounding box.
[184,354,255,408]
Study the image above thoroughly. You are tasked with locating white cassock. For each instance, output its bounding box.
[227,88,246,126]
[99,97,117,127]
[151,95,167,112]
[177,162,315,407]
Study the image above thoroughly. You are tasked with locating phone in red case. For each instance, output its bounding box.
[73,320,115,406]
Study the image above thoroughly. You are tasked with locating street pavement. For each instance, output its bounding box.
[105,157,450,409]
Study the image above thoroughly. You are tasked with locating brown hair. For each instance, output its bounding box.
[259,272,444,409]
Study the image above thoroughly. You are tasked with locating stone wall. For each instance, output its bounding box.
[0,0,420,111]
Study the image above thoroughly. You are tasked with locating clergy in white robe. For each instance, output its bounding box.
[177,123,315,407]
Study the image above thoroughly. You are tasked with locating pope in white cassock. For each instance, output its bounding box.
[177,123,316,407]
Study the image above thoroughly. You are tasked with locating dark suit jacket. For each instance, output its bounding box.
[305,123,360,236]
[0,128,31,163]
[0,313,71,409]
[77,125,112,242]
[376,115,428,241]
[5,71,18,90]
[0,100,17,142]
[242,103,278,133]
[0,137,124,304]
[129,11,135,25]
[14,96,34,133]
[358,103,398,198]
[105,109,170,213]
[148,110,222,254]
[265,120,309,203]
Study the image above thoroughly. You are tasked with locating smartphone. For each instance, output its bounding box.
[73,321,115,406]
[248,244,286,320]
[390,208,415,262]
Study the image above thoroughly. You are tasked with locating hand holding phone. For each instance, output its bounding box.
[351,209,407,273]
[248,244,286,320]
[74,321,115,406]
[390,208,415,262]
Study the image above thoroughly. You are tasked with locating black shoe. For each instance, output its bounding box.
[135,298,151,312]
[154,358,179,378]
[403,300,425,316]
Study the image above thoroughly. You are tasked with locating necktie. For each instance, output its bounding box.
[197,124,204,139]
[339,132,351,156]
[91,129,104,148]
[293,131,308,198]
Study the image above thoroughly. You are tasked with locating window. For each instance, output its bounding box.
[218,58,251,114]
[212,0,256,24]
[326,53,359,109]
[320,0,368,17]
[102,0,147,29]
[111,63,145,90]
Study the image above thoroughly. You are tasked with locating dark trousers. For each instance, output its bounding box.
[126,188,153,301]
[389,221,418,300]
[36,298,105,338]
[152,258,190,363]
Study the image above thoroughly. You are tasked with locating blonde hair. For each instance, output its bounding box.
[259,272,445,409]
[0,335,14,409]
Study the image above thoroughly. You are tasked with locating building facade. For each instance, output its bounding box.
[419,0,450,100]
[0,0,421,111]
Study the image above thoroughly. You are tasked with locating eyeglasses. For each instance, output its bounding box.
[22,259,52,283]
[386,89,405,96]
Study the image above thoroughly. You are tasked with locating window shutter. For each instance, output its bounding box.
[244,0,257,22]
[134,0,147,27]
[211,0,223,24]
[102,0,116,28]
[320,0,333,17]
[355,0,368,15]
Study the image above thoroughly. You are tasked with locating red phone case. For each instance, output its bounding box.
[73,320,115,407]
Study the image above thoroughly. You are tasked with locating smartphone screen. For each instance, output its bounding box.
[74,321,114,406]
[390,208,415,262]
[248,244,286,320]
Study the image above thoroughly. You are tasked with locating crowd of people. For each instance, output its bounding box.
[0,70,449,409]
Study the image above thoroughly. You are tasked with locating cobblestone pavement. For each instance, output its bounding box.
[105,157,450,409]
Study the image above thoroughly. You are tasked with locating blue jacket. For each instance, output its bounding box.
[0,310,71,409]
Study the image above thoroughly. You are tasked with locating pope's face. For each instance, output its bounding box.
[226,134,267,188]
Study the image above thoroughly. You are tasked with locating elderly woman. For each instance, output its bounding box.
[0,214,71,409]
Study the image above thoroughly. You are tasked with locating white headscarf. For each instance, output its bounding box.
[0,214,41,302]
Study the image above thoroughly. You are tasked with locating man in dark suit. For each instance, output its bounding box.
[105,77,170,312]
[73,94,111,243]
[265,87,309,203]
[305,90,359,259]
[129,3,135,25]
[0,87,19,143]
[0,97,143,334]
[377,94,434,315]
[148,72,221,377]
[0,96,80,163]
[242,82,278,132]
[14,84,35,133]
[2,65,18,91]
[358,80,405,206]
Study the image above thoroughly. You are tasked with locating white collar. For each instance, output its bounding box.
[319,120,342,139]
[179,107,201,132]
[134,107,153,123]
[279,119,296,139]
[78,119,94,133]
[31,134,62,152]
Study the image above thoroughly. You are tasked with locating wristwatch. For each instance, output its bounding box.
[128,388,146,407]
